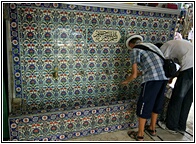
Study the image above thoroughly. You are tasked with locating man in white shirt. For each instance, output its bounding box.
[188,27,193,43]
[174,26,183,40]
[158,39,193,134]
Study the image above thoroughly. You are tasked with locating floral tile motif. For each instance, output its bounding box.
[9,3,177,113]
[10,102,135,141]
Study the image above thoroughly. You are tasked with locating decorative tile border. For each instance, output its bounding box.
[9,101,137,141]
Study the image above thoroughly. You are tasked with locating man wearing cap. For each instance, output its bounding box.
[121,34,168,141]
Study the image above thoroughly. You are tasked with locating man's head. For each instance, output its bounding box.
[154,43,163,49]
[126,34,143,49]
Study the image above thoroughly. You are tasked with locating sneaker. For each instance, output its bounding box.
[157,121,166,130]
[165,127,178,134]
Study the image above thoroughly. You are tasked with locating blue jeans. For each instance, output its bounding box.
[166,68,193,131]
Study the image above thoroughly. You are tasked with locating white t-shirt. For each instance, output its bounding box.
[188,28,193,40]
[141,43,165,58]
[174,32,183,40]
[160,40,193,71]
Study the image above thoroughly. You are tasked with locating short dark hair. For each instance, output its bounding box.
[128,38,142,45]
[154,43,163,48]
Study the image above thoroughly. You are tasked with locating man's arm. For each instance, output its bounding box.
[121,63,138,85]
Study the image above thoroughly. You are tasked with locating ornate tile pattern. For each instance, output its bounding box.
[9,101,136,141]
[8,3,178,141]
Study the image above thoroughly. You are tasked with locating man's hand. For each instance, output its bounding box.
[121,80,129,85]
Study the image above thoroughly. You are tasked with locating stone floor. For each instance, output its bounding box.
[68,104,194,142]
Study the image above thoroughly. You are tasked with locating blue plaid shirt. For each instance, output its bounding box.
[130,44,168,84]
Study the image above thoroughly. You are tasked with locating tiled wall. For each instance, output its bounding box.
[9,101,138,141]
[7,3,178,141]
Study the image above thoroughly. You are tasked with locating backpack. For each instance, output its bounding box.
[133,44,177,78]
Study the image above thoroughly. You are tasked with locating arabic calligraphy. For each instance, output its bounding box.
[92,30,121,43]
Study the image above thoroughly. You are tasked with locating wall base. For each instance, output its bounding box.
[9,100,138,141]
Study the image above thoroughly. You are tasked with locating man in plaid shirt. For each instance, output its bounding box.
[121,34,168,141]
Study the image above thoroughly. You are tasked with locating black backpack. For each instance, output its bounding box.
[133,44,177,78]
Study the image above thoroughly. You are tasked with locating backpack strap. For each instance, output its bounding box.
[133,44,165,61]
